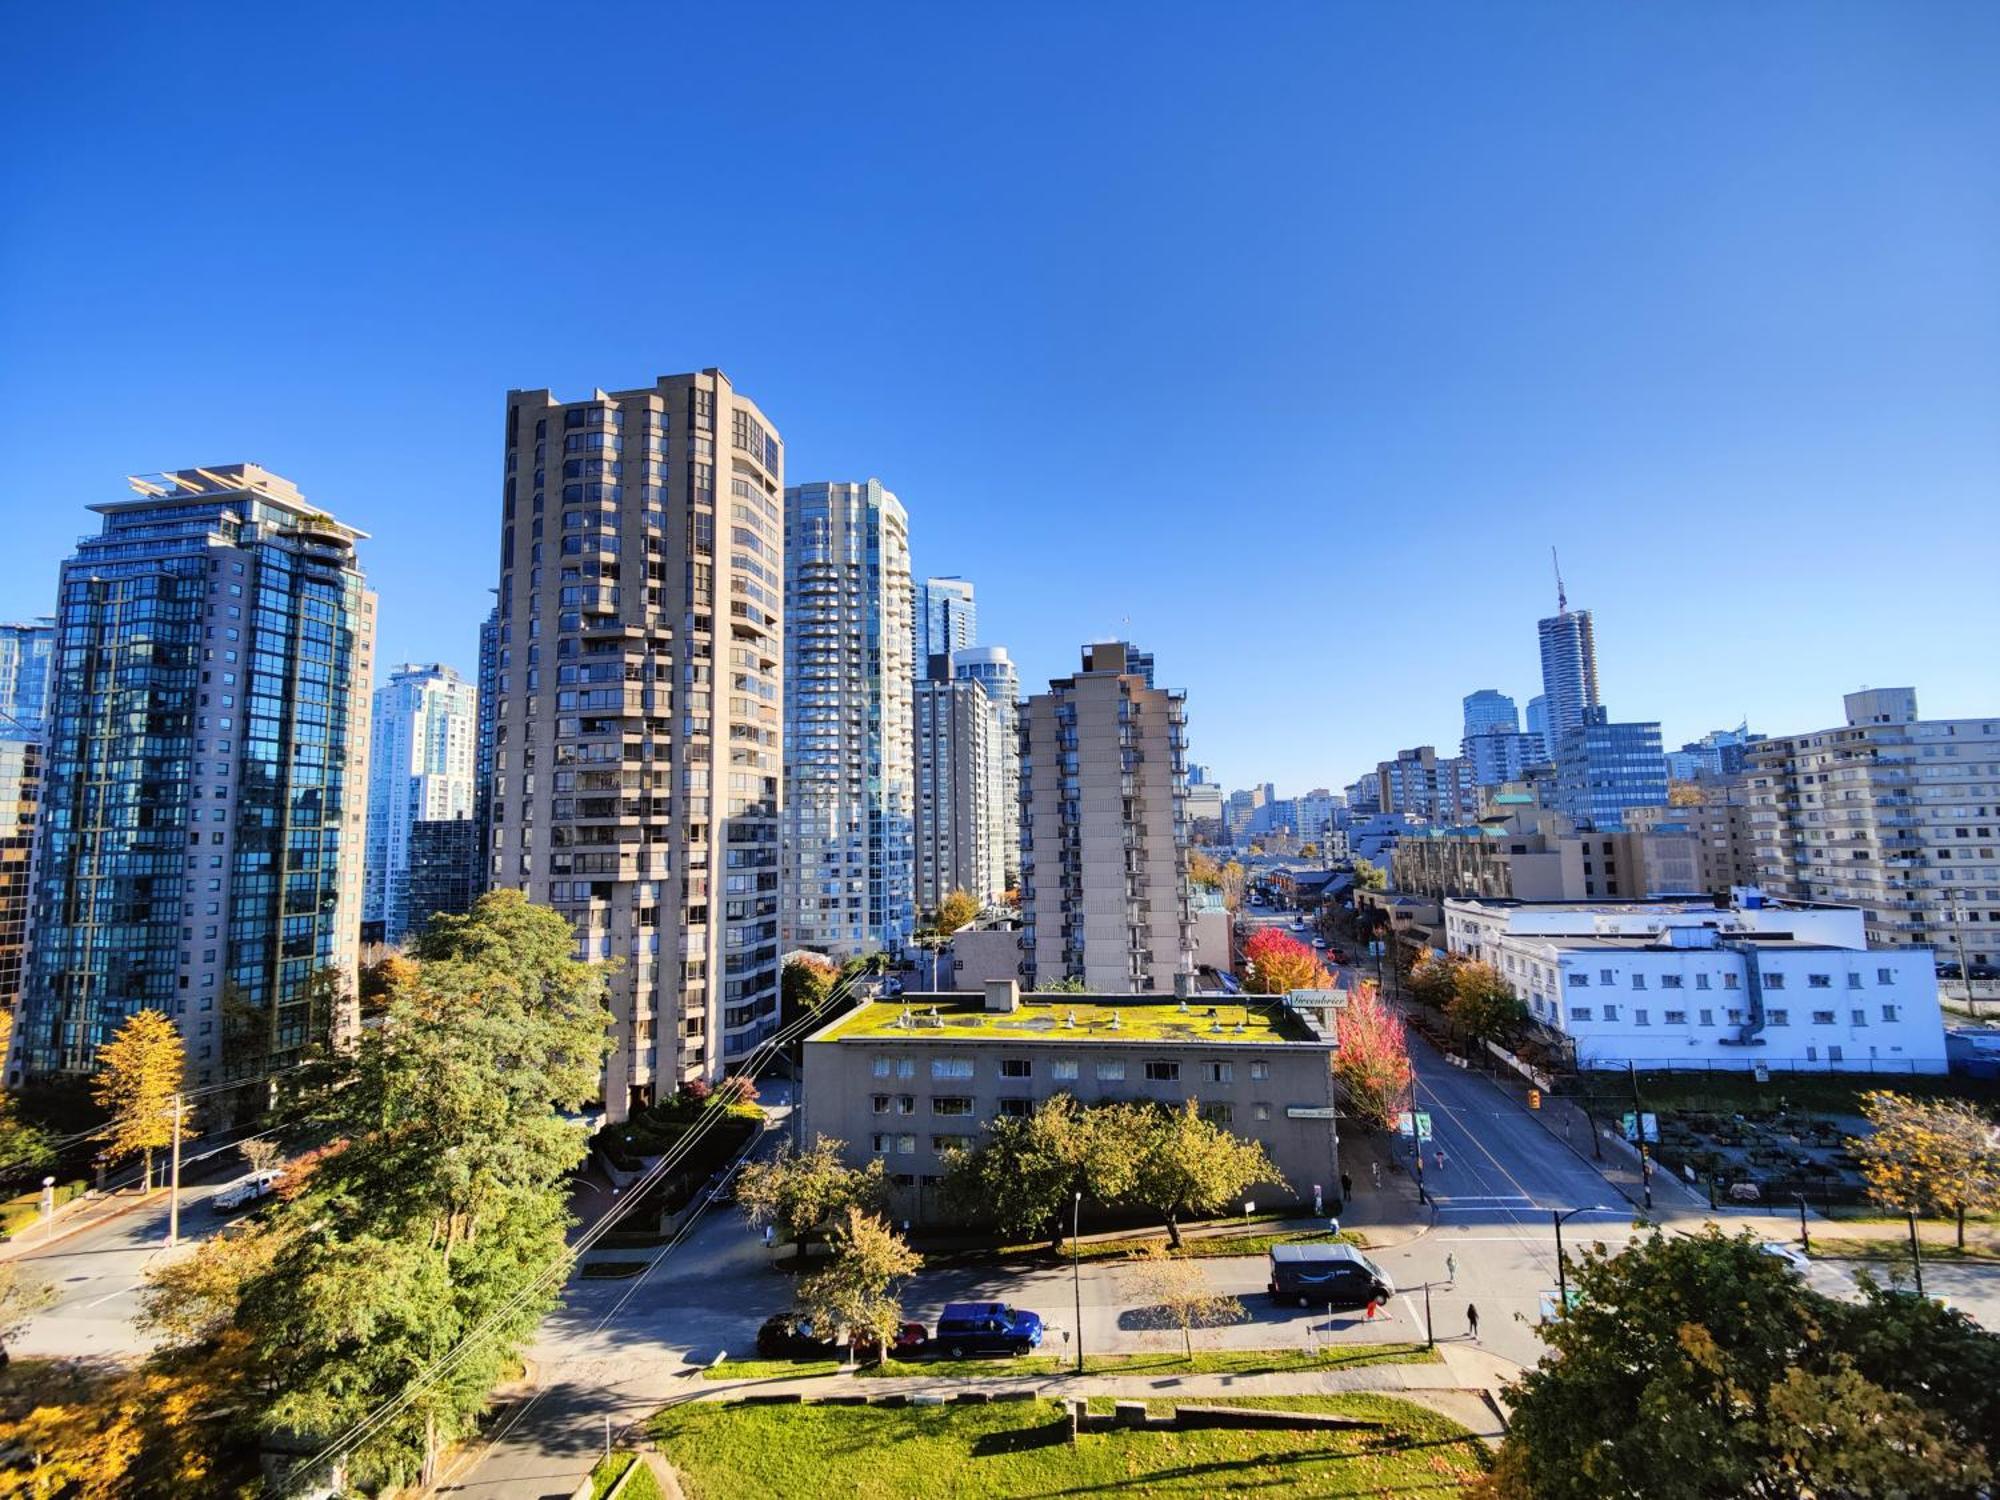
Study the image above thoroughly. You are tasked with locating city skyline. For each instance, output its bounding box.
[4,6,1997,791]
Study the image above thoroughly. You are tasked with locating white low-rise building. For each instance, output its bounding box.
[1442,891,1948,1074]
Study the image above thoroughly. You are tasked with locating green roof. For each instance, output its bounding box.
[812,994,1314,1046]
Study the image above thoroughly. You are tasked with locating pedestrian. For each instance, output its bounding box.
[1371,1161,1382,1190]
[1340,1171,1353,1202]
[1434,1147,1447,1173]
[1445,1252,1457,1284]
[762,1223,774,1248]
[1364,1296,1380,1322]
[1466,1303,1480,1341]
[1327,1217,1341,1238]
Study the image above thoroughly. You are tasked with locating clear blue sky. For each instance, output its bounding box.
[5,3,1996,793]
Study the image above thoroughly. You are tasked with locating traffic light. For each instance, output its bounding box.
[1527,1088,1542,1110]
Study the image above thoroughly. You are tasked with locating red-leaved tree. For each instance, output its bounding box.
[1241,928,1332,994]
[1334,981,1412,1129]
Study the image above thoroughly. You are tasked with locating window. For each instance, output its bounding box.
[1600,969,1615,985]
[1144,1061,1181,1082]
[1601,1004,1619,1021]
[1768,1009,1789,1025]
[1851,1009,1867,1026]
[1695,973,1711,990]
[1723,974,1740,990]
[1253,1102,1272,1121]
[895,1096,914,1115]
[1882,1004,1900,1022]
[1630,974,1647,990]
[1698,1008,1714,1026]
[872,1094,891,1114]
[1877,968,1895,985]
[1198,1102,1234,1125]
[872,1056,915,1080]
[933,1097,973,1116]
[1570,1007,1594,1022]
[998,1058,1031,1079]
[1812,1010,1836,1025]
[1570,971,1590,988]
[997,1098,1032,1118]
[1050,1059,1079,1081]
[1846,973,1864,989]
[1096,1060,1126,1082]
[932,1135,973,1153]
[1664,1010,1686,1025]
[1249,1060,1270,1081]
[1202,1061,1233,1084]
[931,1058,973,1080]
[1634,1008,1650,1026]
[896,1134,916,1155]
[1661,974,1683,989]
[871,1133,891,1154]
[1808,974,1832,989]
[1765,973,1786,990]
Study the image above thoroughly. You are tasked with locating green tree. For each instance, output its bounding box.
[142,889,613,1490]
[91,1009,190,1188]
[1127,1242,1243,1359]
[938,1094,1137,1247]
[1126,1101,1285,1248]
[1408,952,1460,1010]
[793,1208,922,1363]
[1188,852,1224,891]
[1482,1228,1996,1500]
[1447,961,1530,1048]
[1033,976,1088,994]
[737,1134,887,1265]
[1350,856,1387,892]
[781,953,838,1031]
[1851,1091,2000,1249]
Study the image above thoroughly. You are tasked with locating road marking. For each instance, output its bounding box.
[1397,1292,1427,1340]
[82,1283,141,1310]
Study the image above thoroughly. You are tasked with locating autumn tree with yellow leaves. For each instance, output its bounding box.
[1852,1091,2000,1250]
[91,1010,191,1188]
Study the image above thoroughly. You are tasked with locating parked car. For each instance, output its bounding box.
[755,1315,929,1360]
[1759,1242,1811,1277]
[212,1169,284,1214]
[1938,962,1963,979]
[1312,937,1328,950]
[933,1301,1044,1358]
[855,1321,929,1359]
[1268,1243,1394,1308]
[1973,964,2000,981]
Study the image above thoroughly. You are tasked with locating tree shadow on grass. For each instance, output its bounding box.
[969,1411,1074,1457]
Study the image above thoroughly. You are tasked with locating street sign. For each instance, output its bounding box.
[1397,1110,1416,1137]
[1641,1111,1658,1143]
[1415,1112,1433,1142]
[1287,1106,1340,1119]
[1621,1112,1662,1142]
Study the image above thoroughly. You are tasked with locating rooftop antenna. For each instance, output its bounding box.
[1551,546,1568,614]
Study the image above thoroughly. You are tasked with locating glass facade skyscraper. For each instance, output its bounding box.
[783,480,915,956]
[17,465,373,1084]
[0,621,55,739]
[952,644,1022,891]
[0,621,53,1018]
[913,576,976,669]
[364,662,478,943]
[1537,608,1601,742]
[1461,688,1518,742]
[1553,709,1668,831]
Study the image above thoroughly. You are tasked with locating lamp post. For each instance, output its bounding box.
[1627,1060,1652,1211]
[1794,1193,1811,1256]
[1552,1205,1613,1315]
[1908,1210,1925,1298]
[1071,1191,1084,1374]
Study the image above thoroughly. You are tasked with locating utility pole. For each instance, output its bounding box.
[1908,1211,1924,1298]
[1071,1192,1084,1375]
[1627,1060,1652,1211]
[166,1092,184,1248]
[1948,889,1977,1016]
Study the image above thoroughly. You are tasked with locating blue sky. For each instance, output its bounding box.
[4,3,1996,793]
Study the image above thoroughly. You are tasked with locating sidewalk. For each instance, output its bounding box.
[0,1185,155,1262]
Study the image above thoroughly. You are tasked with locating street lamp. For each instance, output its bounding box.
[1071,1191,1084,1374]
[1794,1192,1811,1256]
[1552,1205,1614,1315]
[1907,1210,1925,1299]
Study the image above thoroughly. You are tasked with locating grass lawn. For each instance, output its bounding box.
[1587,1071,2000,1118]
[1070,1228,1368,1262]
[706,1345,1435,1383]
[652,1393,1489,1498]
[1813,1235,2000,1264]
[700,1357,845,1381]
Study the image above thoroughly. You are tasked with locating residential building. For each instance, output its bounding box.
[913,576,976,668]
[1462,689,1519,742]
[1746,689,2000,964]
[0,621,55,738]
[1294,789,1340,847]
[914,666,1000,914]
[1343,776,1381,816]
[1391,805,1700,903]
[1625,779,1755,898]
[490,372,783,1113]
[1442,893,1948,1073]
[1184,778,1225,838]
[1552,710,1668,830]
[364,662,478,944]
[1463,730,1549,788]
[1537,593,1601,742]
[1224,784,1271,843]
[1373,747,1478,824]
[952,645,1022,889]
[405,817,481,931]
[783,479,916,959]
[1665,723,1759,782]
[474,600,500,889]
[16,465,374,1084]
[1020,641,1193,991]
[802,980,1339,1223]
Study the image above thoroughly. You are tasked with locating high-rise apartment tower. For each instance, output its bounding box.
[365,663,478,943]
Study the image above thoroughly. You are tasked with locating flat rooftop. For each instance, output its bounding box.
[813,993,1317,1046]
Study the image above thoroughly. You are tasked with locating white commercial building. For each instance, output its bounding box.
[1442,893,1948,1074]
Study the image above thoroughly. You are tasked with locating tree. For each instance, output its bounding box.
[140,889,614,1490]
[1126,1101,1285,1248]
[1219,860,1247,913]
[240,1136,283,1174]
[1034,976,1088,994]
[1851,1091,2000,1249]
[1408,952,1461,1011]
[1332,982,1411,1130]
[91,1009,189,1188]
[1188,852,1224,891]
[1668,779,1705,807]
[930,889,980,934]
[1447,962,1530,1049]
[782,953,838,1031]
[737,1134,887,1264]
[358,953,418,1018]
[1350,856,1387,892]
[937,1094,1137,1246]
[1241,928,1331,995]
[794,1208,922,1363]
[1300,842,1319,859]
[1481,1228,1996,1500]
[1127,1242,1243,1359]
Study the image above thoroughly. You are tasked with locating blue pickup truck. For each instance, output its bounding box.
[934,1301,1044,1359]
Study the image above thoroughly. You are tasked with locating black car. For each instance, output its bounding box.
[756,1315,830,1358]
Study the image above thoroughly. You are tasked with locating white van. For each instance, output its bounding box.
[212,1169,285,1213]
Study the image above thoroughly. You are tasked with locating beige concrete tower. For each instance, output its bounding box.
[1020,642,1193,992]
[491,371,782,1114]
